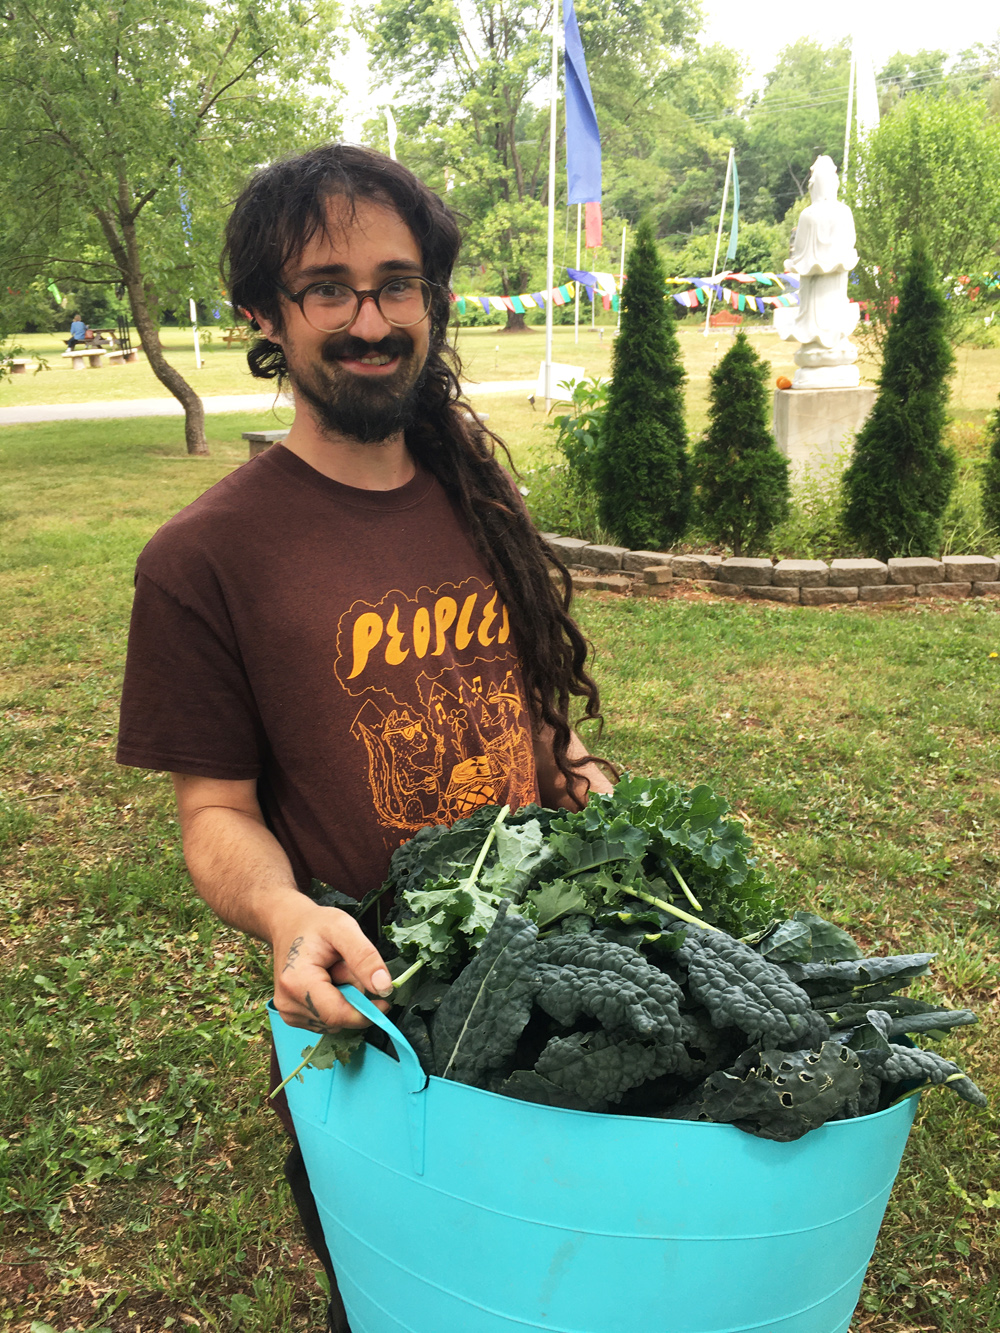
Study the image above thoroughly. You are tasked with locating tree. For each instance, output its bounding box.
[690,332,789,556]
[597,218,690,548]
[361,0,703,327]
[0,0,342,454]
[849,90,1000,338]
[842,237,957,561]
[740,40,852,219]
[980,393,1000,540]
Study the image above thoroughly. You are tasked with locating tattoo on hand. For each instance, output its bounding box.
[304,991,321,1020]
[282,935,304,973]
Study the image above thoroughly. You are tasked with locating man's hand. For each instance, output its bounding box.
[271,897,394,1033]
[171,772,394,1035]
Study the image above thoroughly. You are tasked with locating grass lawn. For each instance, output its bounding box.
[6,322,1000,445]
[2,417,999,1332]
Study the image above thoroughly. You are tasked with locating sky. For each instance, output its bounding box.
[332,1,999,141]
[700,0,997,93]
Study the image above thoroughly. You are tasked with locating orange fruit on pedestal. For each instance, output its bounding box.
[776,376,792,390]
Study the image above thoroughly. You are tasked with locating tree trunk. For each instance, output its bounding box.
[503,311,531,332]
[119,214,208,455]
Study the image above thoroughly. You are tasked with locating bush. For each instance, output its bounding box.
[842,236,957,560]
[690,331,790,556]
[598,218,691,549]
[547,375,609,494]
[520,459,613,545]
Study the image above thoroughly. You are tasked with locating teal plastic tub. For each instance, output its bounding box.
[269,987,917,1333]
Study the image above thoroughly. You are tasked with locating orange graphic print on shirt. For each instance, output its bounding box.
[334,577,537,831]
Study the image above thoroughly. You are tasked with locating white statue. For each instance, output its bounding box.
[774,155,861,388]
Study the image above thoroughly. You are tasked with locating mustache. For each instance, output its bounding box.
[320,332,414,363]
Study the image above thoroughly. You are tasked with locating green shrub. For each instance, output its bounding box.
[547,374,609,495]
[690,331,790,556]
[520,459,613,545]
[598,218,691,549]
[842,236,957,560]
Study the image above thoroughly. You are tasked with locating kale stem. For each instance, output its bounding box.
[392,957,425,989]
[462,804,510,891]
[664,857,703,912]
[270,1039,324,1099]
[618,884,722,931]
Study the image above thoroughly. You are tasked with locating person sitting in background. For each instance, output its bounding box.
[65,315,88,349]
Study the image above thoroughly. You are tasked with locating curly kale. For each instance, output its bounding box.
[677,926,830,1050]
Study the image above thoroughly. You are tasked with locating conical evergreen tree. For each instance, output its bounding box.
[842,236,956,560]
[597,218,690,549]
[980,392,1000,540]
[690,331,790,556]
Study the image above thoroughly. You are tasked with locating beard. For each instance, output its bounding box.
[287,331,425,445]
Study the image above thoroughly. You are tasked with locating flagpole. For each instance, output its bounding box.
[544,2,558,410]
[704,146,733,337]
[616,221,626,332]
[843,45,856,184]
[574,203,582,344]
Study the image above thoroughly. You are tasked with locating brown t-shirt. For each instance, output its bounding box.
[117,445,539,900]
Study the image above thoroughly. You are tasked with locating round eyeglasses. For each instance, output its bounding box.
[277,276,436,334]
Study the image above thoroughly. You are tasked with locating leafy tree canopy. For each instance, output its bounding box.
[0,0,342,451]
[849,89,1000,337]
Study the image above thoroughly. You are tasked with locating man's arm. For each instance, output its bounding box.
[171,773,393,1033]
[533,726,615,810]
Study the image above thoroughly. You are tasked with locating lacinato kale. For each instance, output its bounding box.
[296,779,985,1141]
[677,926,831,1051]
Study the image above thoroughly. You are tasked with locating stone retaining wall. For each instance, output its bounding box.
[542,535,1000,604]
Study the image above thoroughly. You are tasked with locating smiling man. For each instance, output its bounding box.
[116,144,612,1331]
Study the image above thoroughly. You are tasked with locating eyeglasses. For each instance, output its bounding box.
[277,275,436,334]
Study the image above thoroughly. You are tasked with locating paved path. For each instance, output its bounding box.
[0,379,537,427]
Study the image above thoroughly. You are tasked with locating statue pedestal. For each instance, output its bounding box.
[772,386,876,473]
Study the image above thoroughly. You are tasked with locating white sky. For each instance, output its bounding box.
[331,1,999,139]
[700,0,998,93]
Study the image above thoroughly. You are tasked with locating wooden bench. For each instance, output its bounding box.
[708,310,743,328]
[222,326,251,346]
[61,348,107,370]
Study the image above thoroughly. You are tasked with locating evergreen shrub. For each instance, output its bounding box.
[690,331,790,555]
[842,237,957,560]
[598,218,691,549]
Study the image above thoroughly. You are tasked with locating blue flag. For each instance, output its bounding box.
[563,0,601,206]
[725,156,740,263]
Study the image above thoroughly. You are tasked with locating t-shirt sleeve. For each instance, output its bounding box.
[116,572,264,779]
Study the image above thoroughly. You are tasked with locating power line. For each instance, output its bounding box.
[681,60,996,130]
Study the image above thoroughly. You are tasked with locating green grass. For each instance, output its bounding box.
[2,417,999,1332]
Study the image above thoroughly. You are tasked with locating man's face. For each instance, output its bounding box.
[257,197,432,444]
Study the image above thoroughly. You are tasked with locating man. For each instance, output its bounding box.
[117,144,612,1331]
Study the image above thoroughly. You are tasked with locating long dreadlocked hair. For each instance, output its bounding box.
[222,144,609,803]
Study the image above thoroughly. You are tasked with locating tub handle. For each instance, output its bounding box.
[338,984,429,1175]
